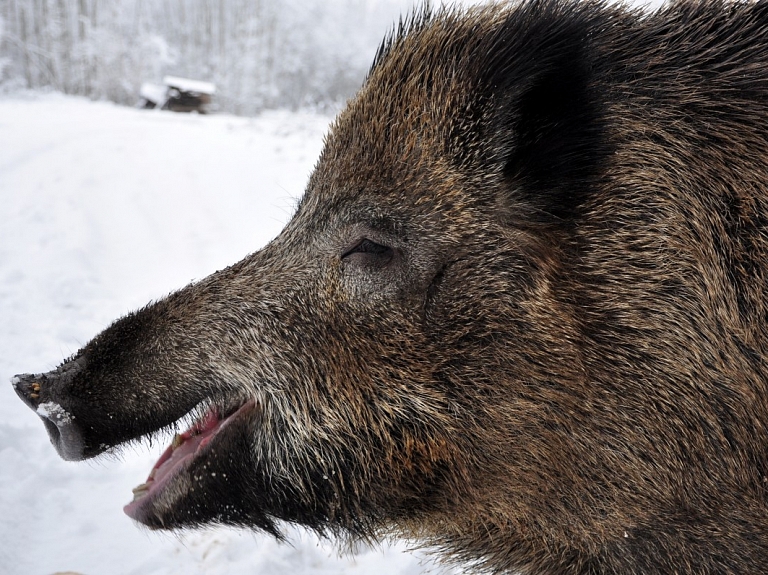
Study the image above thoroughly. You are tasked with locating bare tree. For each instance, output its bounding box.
[0,0,409,113]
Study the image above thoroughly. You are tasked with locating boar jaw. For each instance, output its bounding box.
[124,399,258,525]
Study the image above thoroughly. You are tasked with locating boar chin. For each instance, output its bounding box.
[123,399,261,529]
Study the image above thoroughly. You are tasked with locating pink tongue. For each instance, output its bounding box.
[126,402,259,519]
[150,409,222,485]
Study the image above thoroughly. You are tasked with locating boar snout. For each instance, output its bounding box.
[12,359,87,461]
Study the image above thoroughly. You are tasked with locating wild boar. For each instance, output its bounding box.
[13,0,768,572]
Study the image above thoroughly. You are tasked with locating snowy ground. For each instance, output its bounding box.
[0,94,450,575]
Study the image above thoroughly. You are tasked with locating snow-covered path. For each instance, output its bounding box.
[0,94,444,575]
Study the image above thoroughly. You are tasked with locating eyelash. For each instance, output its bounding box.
[341,238,394,261]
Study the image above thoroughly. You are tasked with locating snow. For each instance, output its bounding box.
[163,76,217,95]
[0,93,449,575]
[36,402,74,425]
[140,83,169,104]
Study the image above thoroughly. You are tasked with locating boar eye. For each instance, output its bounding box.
[341,238,394,264]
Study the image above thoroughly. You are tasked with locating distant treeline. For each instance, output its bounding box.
[0,0,409,114]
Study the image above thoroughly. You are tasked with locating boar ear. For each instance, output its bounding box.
[485,11,610,222]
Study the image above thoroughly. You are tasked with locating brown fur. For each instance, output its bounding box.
[12,1,768,573]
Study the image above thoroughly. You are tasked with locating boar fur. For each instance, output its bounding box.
[12,0,768,573]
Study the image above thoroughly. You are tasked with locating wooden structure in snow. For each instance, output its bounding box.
[139,76,216,114]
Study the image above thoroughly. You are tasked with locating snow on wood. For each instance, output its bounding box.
[139,82,168,105]
[138,77,216,113]
[163,76,217,95]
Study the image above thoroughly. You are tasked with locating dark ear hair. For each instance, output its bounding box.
[480,3,610,222]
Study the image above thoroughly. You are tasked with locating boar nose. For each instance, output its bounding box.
[11,366,87,461]
[12,372,44,410]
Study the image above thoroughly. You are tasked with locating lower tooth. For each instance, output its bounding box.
[131,484,149,501]
[172,434,184,449]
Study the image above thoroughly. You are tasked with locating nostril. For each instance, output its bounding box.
[41,417,62,448]
[36,400,85,460]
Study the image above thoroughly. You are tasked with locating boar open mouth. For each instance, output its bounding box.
[123,398,258,521]
[14,364,265,527]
